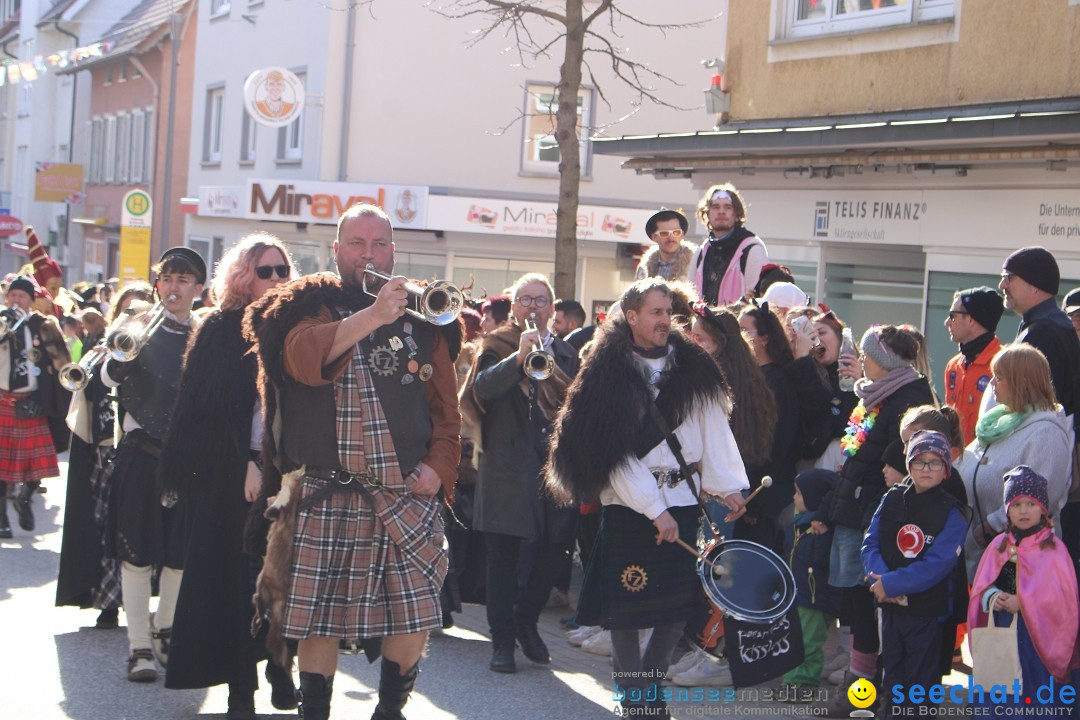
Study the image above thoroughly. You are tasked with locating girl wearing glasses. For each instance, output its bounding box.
[158,233,299,719]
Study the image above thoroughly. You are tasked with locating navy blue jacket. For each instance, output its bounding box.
[787,510,843,616]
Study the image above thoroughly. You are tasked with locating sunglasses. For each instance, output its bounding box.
[255,264,290,280]
[652,229,684,239]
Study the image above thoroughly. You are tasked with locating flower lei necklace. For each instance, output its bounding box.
[840,402,881,458]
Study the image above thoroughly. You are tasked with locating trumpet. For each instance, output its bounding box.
[362,264,463,326]
[106,300,169,362]
[58,344,110,392]
[523,313,555,381]
[0,306,28,338]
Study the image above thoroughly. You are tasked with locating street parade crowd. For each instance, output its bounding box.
[2,184,1080,719]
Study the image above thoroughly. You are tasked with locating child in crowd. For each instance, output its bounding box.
[881,439,907,490]
[781,471,842,701]
[862,430,967,715]
[968,466,1079,707]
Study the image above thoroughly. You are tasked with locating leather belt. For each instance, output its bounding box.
[306,466,381,487]
[298,466,380,513]
[651,462,699,489]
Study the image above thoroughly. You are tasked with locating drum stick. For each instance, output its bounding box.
[744,475,773,505]
[675,538,725,576]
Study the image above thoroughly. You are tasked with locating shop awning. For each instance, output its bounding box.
[592,98,1080,177]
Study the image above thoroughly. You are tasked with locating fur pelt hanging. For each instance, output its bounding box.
[545,320,729,506]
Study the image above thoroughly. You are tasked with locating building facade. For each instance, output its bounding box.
[594,0,1080,386]
[184,0,723,314]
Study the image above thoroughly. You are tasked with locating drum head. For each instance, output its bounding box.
[698,539,796,623]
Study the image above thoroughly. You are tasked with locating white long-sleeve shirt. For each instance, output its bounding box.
[600,355,749,519]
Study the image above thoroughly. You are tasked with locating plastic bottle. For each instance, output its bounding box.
[838,327,857,392]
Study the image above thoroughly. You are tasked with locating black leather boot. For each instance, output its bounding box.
[298,671,333,720]
[225,682,256,720]
[265,660,299,710]
[370,658,419,720]
[0,494,12,539]
[514,615,550,664]
[13,482,35,532]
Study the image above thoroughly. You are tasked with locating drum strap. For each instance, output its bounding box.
[647,402,721,537]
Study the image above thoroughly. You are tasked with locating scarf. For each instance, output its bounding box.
[974,403,1034,446]
[853,366,919,408]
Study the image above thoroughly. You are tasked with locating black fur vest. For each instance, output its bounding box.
[545,320,729,505]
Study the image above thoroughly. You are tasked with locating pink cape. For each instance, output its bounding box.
[692,235,761,305]
[967,527,1080,680]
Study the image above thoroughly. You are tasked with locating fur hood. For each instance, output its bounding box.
[545,320,729,505]
[638,241,697,282]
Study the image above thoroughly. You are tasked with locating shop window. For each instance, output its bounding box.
[521,83,593,178]
[782,0,953,39]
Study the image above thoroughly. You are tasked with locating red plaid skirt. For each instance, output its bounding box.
[0,392,59,484]
[282,474,447,640]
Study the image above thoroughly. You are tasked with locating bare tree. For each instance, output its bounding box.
[432,0,714,299]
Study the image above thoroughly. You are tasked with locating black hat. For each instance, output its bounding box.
[644,209,688,239]
[882,439,907,476]
[7,274,36,298]
[958,286,1005,333]
[1004,246,1060,296]
[158,246,207,285]
[1063,288,1080,315]
[795,471,835,513]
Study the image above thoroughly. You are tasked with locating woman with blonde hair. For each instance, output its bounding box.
[160,233,299,719]
[958,343,1073,581]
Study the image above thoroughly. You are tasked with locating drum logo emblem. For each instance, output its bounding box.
[620,565,648,592]
[896,523,925,559]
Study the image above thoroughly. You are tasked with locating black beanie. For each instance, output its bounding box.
[1004,247,1060,296]
[7,275,36,299]
[795,471,835,513]
[958,286,1005,333]
[882,439,907,476]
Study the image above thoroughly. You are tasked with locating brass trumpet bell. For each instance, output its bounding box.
[361,264,463,326]
[523,314,555,381]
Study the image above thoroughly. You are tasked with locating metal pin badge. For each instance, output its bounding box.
[401,373,415,385]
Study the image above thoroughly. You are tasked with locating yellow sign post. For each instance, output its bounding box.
[119,189,153,285]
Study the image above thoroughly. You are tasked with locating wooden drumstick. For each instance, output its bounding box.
[744,475,773,504]
[675,538,725,576]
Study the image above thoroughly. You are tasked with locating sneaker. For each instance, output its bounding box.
[566,625,600,646]
[827,667,846,686]
[823,647,850,676]
[638,628,654,655]
[671,657,733,687]
[667,649,706,679]
[127,648,157,682]
[150,614,171,668]
[581,629,612,656]
[546,588,570,608]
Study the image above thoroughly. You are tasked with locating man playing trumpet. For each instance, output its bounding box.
[102,247,205,682]
[0,274,70,538]
[460,273,579,674]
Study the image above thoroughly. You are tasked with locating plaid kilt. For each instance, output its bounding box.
[282,473,448,640]
[0,391,59,483]
[577,503,700,631]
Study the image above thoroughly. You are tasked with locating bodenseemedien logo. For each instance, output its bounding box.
[846,677,876,718]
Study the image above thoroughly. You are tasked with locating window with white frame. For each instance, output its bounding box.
[0,0,19,23]
[88,117,103,184]
[240,110,256,164]
[783,0,953,39]
[521,83,594,177]
[204,85,224,163]
[130,110,146,182]
[210,0,230,17]
[103,115,116,182]
[116,113,131,183]
[276,72,304,163]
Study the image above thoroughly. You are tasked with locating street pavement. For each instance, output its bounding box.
[1,456,972,719]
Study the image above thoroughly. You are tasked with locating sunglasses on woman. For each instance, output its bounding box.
[255,264,290,280]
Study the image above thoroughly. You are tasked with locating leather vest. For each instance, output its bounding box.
[117,327,190,440]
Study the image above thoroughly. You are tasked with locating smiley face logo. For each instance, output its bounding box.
[847,677,877,709]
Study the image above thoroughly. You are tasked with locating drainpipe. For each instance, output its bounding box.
[53,21,79,274]
[337,2,355,181]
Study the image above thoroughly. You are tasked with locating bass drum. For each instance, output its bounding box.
[684,538,795,657]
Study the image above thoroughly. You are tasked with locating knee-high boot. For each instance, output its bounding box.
[13,482,35,531]
[298,671,333,720]
[370,658,419,720]
[0,493,11,538]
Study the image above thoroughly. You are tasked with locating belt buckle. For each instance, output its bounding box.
[334,470,354,486]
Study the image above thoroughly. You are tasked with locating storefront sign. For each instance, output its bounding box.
[34,162,84,203]
[245,180,428,227]
[0,214,23,237]
[199,186,246,218]
[427,195,655,243]
[119,189,152,285]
